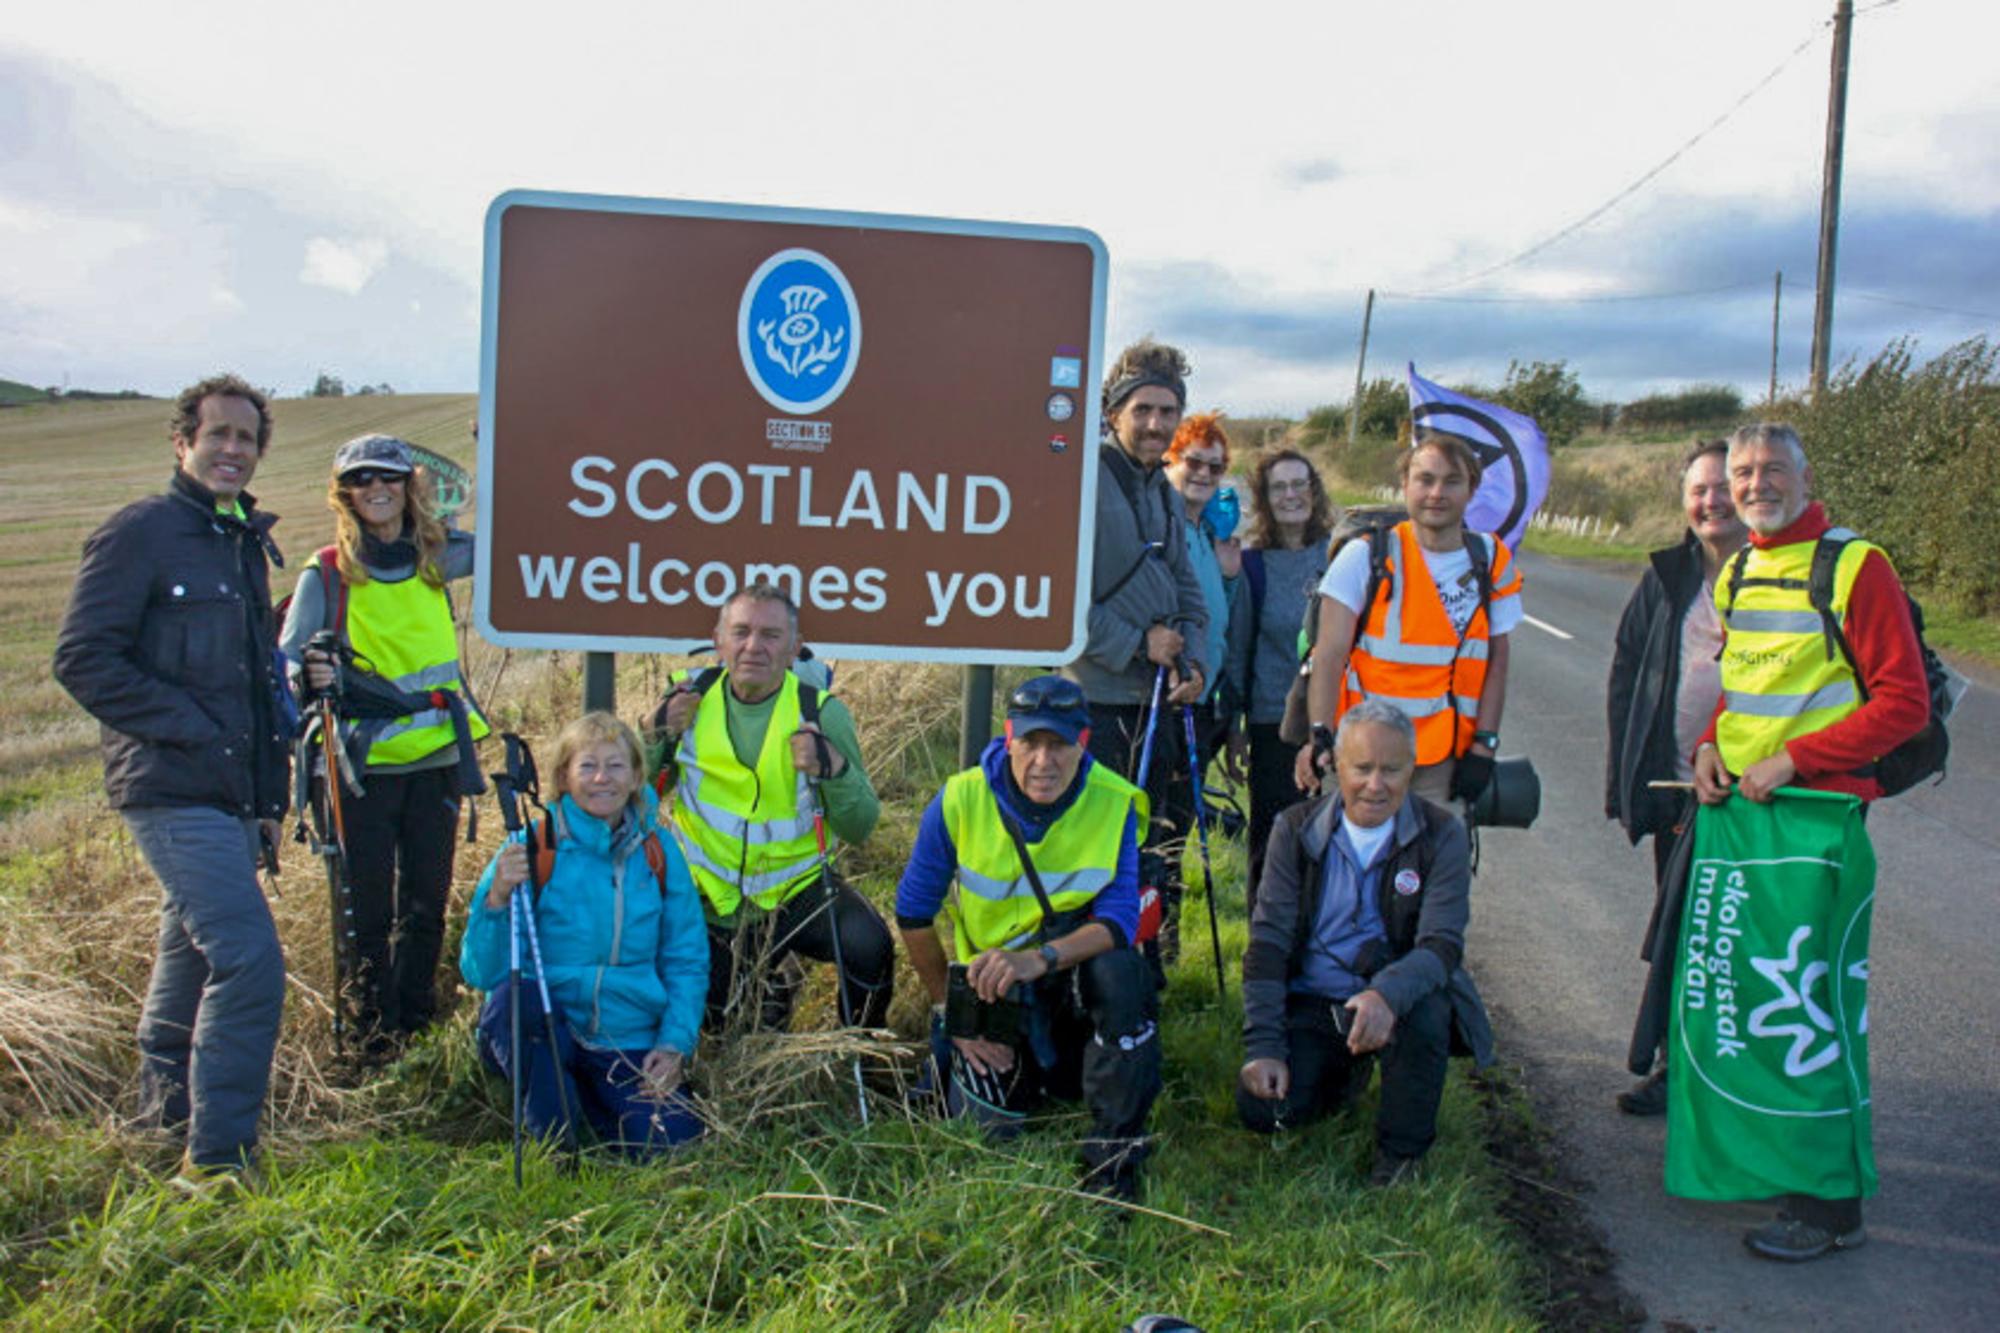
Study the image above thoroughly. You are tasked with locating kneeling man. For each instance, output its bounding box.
[1238,697,1493,1183]
[896,675,1162,1201]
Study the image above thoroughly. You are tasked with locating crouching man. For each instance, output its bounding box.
[1238,697,1494,1184]
[895,675,1163,1202]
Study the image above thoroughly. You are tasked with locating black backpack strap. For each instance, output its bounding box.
[1464,530,1495,619]
[1722,545,1754,618]
[1807,532,1872,703]
[995,806,1061,942]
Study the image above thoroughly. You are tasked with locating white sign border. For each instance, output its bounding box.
[475,189,1107,666]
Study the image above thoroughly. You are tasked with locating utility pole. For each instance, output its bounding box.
[1769,269,1782,407]
[1809,0,1853,397]
[583,651,616,713]
[1348,288,1375,445]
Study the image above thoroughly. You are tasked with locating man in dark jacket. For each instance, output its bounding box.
[1066,338,1209,961]
[1237,697,1492,1184]
[1603,439,1745,1115]
[54,373,291,1178]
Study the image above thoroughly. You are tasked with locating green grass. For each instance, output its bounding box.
[1924,602,2000,669]
[0,857,1542,1331]
[1516,528,1651,564]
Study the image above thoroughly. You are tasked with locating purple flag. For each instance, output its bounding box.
[1405,363,1549,551]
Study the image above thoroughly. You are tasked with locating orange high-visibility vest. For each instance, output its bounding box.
[1338,521,1521,766]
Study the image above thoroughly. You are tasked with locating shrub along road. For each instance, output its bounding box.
[1474,551,2000,1330]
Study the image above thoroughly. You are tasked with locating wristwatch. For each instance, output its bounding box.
[1037,943,1061,973]
[1472,730,1500,750]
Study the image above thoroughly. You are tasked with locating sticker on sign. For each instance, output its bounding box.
[475,191,1106,664]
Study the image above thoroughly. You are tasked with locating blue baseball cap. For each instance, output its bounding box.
[1006,674,1090,744]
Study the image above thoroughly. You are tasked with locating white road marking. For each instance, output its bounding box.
[1524,614,1574,641]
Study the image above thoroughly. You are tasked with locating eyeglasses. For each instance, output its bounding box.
[1177,456,1226,477]
[342,468,408,488]
[1007,676,1088,719]
[1268,478,1314,496]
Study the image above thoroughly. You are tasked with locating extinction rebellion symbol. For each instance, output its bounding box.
[738,248,861,416]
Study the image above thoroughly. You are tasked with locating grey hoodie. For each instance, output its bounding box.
[1066,443,1209,707]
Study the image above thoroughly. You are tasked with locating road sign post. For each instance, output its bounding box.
[475,193,1107,703]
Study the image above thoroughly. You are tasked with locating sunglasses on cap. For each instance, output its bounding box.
[342,468,408,488]
[1007,676,1088,719]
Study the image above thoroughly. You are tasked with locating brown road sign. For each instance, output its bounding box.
[474,191,1106,662]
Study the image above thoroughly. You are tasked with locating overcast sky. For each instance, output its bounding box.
[4,0,1995,413]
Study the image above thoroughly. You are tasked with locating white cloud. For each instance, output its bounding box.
[211,286,246,312]
[300,237,388,295]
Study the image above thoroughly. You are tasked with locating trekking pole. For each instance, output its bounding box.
[1180,704,1227,1005]
[299,631,363,1056]
[803,733,869,1125]
[1134,665,1167,791]
[491,733,578,1174]
[508,887,524,1188]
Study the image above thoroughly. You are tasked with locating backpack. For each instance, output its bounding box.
[529,808,673,898]
[646,666,825,797]
[1723,532,1952,796]
[1276,508,1493,746]
[272,545,348,639]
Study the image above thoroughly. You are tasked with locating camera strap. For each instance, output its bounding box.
[995,807,1060,943]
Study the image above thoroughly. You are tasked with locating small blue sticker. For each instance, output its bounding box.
[1049,356,1082,388]
[738,248,861,415]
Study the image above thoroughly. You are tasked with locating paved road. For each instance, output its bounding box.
[1473,551,2000,1331]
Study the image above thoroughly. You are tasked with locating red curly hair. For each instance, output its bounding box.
[1165,411,1231,468]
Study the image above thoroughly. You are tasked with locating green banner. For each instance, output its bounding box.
[1665,790,1877,1202]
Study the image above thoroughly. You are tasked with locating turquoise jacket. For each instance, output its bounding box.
[460,788,708,1056]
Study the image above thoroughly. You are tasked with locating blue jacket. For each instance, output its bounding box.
[460,789,708,1055]
[895,738,1141,948]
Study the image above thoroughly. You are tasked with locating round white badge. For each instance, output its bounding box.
[1394,869,1422,896]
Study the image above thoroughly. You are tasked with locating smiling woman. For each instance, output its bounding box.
[278,432,491,1063]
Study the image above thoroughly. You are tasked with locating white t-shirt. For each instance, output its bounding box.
[1341,812,1395,869]
[1318,532,1524,637]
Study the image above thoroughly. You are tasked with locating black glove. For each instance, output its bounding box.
[1451,753,1496,804]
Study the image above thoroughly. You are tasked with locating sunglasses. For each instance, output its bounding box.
[1177,456,1226,477]
[342,468,408,488]
[1008,676,1088,719]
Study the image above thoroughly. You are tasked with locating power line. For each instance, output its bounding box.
[1388,21,1829,297]
[1781,278,2000,324]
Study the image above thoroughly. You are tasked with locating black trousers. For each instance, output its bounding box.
[705,875,895,1032]
[341,765,462,1040]
[945,947,1162,1174]
[1245,722,1308,916]
[1236,990,1452,1160]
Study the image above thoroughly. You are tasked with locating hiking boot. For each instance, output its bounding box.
[1084,1163,1143,1206]
[170,1152,259,1195]
[1616,1068,1668,1116]
[1743,1212,1866,1262]
[1367,1149,1424,1188]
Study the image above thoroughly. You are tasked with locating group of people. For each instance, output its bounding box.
[55,357,1926,1263]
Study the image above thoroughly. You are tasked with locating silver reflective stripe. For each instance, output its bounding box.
[1723,609,1824,634]
[388,662,464,692]
[1723,680,1857,718]
[1355,634,1490,666]
[953,864,1114,903]
[372,707,450,741]
[680,839,806,898]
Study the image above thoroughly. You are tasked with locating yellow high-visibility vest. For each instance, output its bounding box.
[668,673,822,920]
[939,761,1143,962]
[1714,529,1879,773]
[345,574,488,766]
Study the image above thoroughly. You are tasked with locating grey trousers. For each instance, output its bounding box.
[124,807,286,1168]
